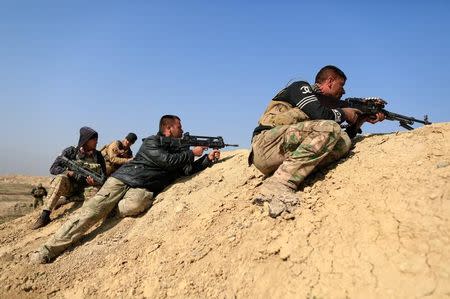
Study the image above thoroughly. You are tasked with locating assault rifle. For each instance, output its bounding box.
[160,133,239,162]
[60,156,106,185]
[180,133,239,149]
[345,97,431,130]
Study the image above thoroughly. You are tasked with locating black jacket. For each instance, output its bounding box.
[50,146,106,186]
[272,81,347,123]
[112,133,212,192]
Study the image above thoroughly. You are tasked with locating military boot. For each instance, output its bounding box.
[253,179,299,218]
[32,210,51,230]
[29,248,52,264]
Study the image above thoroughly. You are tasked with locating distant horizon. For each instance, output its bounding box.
[1,1,449,175]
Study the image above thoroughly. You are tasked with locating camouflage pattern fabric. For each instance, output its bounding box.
[252,120,351,189]
[73,159,102,175]
[43,175,82,211]
[43,155,103,211]
[31,187,47,208]
[32,187,47,198]
[33,197,44,209]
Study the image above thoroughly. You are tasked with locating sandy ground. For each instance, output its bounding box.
[0,123,449,298]
[0,176,51,224]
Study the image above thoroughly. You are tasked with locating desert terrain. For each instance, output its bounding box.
[0,176,50,225]
[0,123,449,298]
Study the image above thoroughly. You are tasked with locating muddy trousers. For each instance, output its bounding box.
[41,177,153,259]
[252,120,352,189]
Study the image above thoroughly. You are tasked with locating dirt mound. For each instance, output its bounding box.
[0,123,449,298]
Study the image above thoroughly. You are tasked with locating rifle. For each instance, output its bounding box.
[345,97,431,130]
[60,156,106,185]
[181,133,239,148]
[160,133,239,162]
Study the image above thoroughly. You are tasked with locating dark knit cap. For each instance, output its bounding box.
[125,132,137,143]
[78,126,98,148]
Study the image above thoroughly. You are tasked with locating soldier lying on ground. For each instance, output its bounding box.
[250,65,384,218]
[32,127,106,229]
[30,115,220,264]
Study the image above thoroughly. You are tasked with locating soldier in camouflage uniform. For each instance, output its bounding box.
[30,184,47,208]
[32,127,106,229]
[250,65,384,217]
[101,132,137,176]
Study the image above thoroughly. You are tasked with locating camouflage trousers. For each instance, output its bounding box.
[40,177,153,259]
[43,174,98,211]
[251,120,352,189]
[33,197,44,209]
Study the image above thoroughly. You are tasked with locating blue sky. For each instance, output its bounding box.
[1,1,449,175]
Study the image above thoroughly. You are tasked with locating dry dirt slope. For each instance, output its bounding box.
[0,176,51,224]
[0,123,449,298]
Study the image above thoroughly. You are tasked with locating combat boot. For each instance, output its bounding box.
[32,210,51,230]
[29,248,51,264]
[253,179,299,218]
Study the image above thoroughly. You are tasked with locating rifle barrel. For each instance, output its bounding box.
[383,109,431,125]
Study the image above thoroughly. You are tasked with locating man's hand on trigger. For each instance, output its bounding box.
[208,150,221,162]
[354,112,385,129]
[192,146,206,157]
[366,112,385,124]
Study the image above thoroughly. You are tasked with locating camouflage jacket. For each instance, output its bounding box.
[31,187,47,198]
[253,81,349,137]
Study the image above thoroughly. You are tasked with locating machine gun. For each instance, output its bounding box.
[345,97,431,130]
[60,156,106,185]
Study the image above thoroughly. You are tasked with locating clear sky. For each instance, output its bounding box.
[1,0,449,175]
